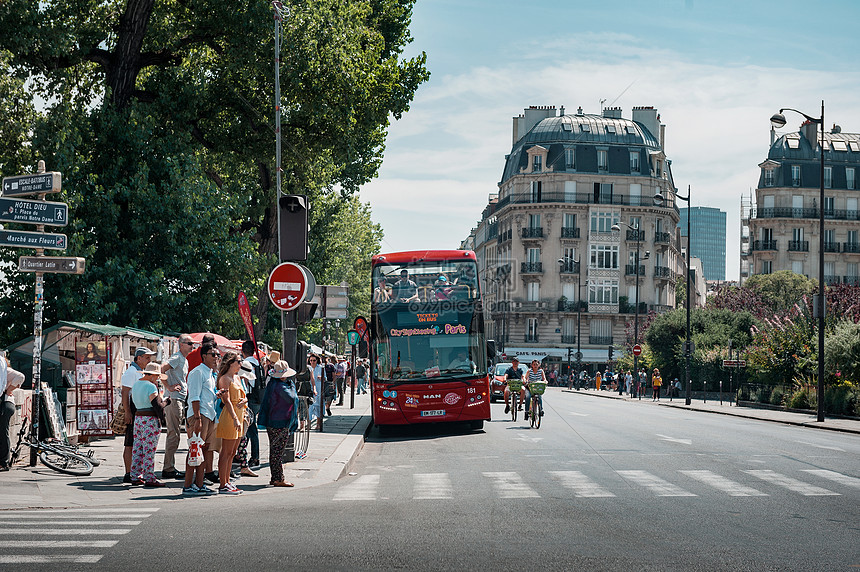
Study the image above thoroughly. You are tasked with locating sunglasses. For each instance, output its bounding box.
[181,341,194,346]
[208,352,221,358]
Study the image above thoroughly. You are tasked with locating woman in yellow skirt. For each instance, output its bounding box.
[216,351,247,494]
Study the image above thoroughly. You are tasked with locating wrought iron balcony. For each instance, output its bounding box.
[521,262,543,274]
[626,229,645,241]
[825,275,841,285]
[497,229,512,244]
[654,266,671,279]
[654,232,671,244]
[752,240,777,251]
[559,261,580,274]
[522,227,544,239]
[561,335,577,344]
[824,242,841,253]
[557,300,587,312]
[843,242,860,254]
[788,240,809,252]
[561,227,581,238]
[625,264,645,276]
[589,336,613,345]
[843,276,860,285]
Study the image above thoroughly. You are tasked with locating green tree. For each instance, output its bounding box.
[825,320,860,384]
[745,271,814,313]
[0,0,428,345]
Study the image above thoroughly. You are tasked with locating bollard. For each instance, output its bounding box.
[719,380,723,405]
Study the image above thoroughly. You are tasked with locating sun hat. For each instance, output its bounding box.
[141,362,167,381]
[268,350,281,363]
[269,360,296,379]
[238,362,256,380]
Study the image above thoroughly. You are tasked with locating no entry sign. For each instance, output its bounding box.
[268,262,310,311]
[633,344,642,356]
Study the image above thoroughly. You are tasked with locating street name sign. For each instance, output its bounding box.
[722,359,746,367]
[0,197,68,226]
[18,256,85,274]
[2,172,62,197]
[0,229,67,250]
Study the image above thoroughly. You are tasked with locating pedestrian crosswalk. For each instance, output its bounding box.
[332,468,858,502]
[0,507,159,565]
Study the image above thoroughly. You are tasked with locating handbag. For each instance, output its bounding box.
[188,432,204,467]
[110,403,127,435]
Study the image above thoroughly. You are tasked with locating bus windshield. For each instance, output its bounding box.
[373,259,479,303]
[372,301,487,383]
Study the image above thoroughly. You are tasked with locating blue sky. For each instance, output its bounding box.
[361,0,860,280]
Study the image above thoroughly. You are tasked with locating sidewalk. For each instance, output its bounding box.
[0,392,372,510]
[563,387,860,435]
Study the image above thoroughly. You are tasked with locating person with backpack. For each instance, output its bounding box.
[239,340,265,469]
[323,356,336,416]
[355,359,367,394]
[334,356,348,406]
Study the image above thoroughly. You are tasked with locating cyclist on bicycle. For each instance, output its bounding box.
[524,359,547,420]
[503,357,525,415]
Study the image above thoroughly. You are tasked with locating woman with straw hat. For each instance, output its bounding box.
[258,360,298,487]
[129,362,169,487]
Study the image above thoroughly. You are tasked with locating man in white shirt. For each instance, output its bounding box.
[121,346,155,483]
[159,334,193,479]
[1,354,25,471]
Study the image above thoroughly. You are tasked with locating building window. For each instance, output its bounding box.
[533,154,542,172]
[590,210,620,233]
[824,166,832,189]
[761,260,772,274]
[629,216,641,230]
[565,148,575,169]
[528,247,541,264]
[527,281,540,302]
[590,244,619,270]
[526,318,538,342]
[630,151,640,173]
[764,169,774,187]
[563,213,576,229]
[792,261,803,275]
[562,246,576,265]
[564,180,576,202]
[562,318,575,340]
[848,168,855,190]
[531,180,542,203]
[588,280,619,304]
[792,165,801,186]
[848,230,859,246]
[824,196,834,216]
[593,182,613,204]
[529,214,541,229]
[597,149,608,172]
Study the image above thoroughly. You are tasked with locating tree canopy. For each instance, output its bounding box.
[0,0,428,347]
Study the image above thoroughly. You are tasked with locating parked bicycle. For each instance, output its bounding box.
[294,396,311,459]
[10,421,96,476]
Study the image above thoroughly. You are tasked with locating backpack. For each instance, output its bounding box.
[335,361,348,378]
[248,361,266,405]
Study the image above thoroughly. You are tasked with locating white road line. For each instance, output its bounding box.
[617,470,696,497]
[743,470,840,496]
[679,470,768,496]
[655,434,692,445]
[0,520,142,525]
[569,412,589,417]
[0,528,132,535]
[0,555,103,564]
[413,473,453,500]
[801,469,860,490]
[3,508,158,514]
[0,514,155,519]
[2,540,119,548]
[333,474,379,501]
[549,471,615,497]
[796,441,845,452]
[482,472,540,498]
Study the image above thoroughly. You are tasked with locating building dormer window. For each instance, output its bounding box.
[630,151,640,174]
[791,165,801,187]
[848,167,855,190]
[565,148,575,169]
[597,149,608,172]
[824,166,832,189]
[533,154,542,172]
[764,168,774,187]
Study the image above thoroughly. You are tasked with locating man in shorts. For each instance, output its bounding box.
[121,346,155,483]
[503,357,525,414]
[183,342,221,495]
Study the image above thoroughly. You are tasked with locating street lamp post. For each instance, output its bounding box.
[770,102,826,423]
[558,257,584,388]
[655,186,692,405]
[611,222,648,386]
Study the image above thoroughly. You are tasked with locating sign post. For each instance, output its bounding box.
[18,256,85,274]
[347,330,359,409]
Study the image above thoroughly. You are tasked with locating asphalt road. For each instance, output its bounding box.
[3,388,858,571]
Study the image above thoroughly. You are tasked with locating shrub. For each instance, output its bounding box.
[787,388,814,410]
[770,388,785,406]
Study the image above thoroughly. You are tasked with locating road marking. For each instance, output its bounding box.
[0,528,132,535]
[569,412,589,416]
[617,470,696,496]
[0,514,155,519]
[413,473,453,499]
[4,508,158,514]
[0,520,142,525]
[549,471,615,497]
[802,469,860,489]
[679,470,768,496]
[743,470,840,496]
[796,441,845,452]
[2,540,119,548]
[514,432,543,443]
[655,433,692,445]
[0,555,102,564]
[483,472,540,498]
[333,474,379,501]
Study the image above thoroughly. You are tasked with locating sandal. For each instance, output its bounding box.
[271,480,295,487]
[240,467,258,477]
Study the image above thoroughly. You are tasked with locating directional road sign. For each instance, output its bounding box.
[18,256,85,274]
[0,197,68,226]
[722,359,747,367]
[0,229,67,250]
[268,262,311,311]
[2,172,61,197]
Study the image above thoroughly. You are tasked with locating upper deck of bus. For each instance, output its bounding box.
[371,250,477,266]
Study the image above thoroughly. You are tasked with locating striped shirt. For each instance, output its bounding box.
[527,369,544,383]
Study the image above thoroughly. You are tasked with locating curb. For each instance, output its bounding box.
[656,402,860,435]
[317,414,372,483]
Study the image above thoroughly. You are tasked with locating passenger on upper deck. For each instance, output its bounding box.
[392,269,419,303]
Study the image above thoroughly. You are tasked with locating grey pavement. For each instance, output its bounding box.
[563,386,860,434]
[0,391,372,510]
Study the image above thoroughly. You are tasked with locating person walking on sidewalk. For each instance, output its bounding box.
[334,356,348,406]
[307,353,323,430]
[160,334,193,480]
[0,355,24,471]
[652,368,663,401]
[258,360,298,487]
[183,342,221,495]
[355,359,367,394]
[323,356,336,416]
[232,361,259,477]
[129,363,169,487]
[121,346,155,483]
[215,352,246,494]
[240,340,264,468]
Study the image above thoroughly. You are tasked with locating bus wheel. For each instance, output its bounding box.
[469,420,484,430]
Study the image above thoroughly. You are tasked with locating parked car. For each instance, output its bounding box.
[491,362,529,402]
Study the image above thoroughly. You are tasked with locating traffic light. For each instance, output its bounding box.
[608,345,614,361]
[278,194,309,262]
[294,340,311,376]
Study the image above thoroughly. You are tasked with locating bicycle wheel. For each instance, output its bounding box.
[529,399,537,428]
[534,398,542,429]
[52,443,101,467]
[294,397,310,456]
[511,393,518,421]
[39,449,94,476]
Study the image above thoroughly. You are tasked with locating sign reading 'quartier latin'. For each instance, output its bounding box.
[18,256,85,274]
[0,229,67,250]
[0,197,68,226]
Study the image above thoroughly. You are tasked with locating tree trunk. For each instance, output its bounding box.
[106,0,156,109]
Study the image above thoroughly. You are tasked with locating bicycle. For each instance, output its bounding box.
[294,396,311,459]
[507,378,523,422]
[10,422,95,476]
[529,380,546,429]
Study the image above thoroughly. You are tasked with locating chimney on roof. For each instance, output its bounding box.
[576,106,583,115]
[801,120,818,147]
[512,106,557,145]
[559,105,565,116]
[632,106,663,149]
[602,107,622,119]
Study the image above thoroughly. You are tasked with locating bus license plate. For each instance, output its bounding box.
[421,410,445,417]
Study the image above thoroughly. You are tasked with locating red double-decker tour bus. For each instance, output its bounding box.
[369,250,491,431]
